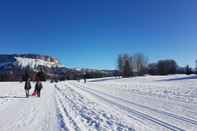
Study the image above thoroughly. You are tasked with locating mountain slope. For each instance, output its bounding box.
[0,54,116,81]
[0,54,64,70]
[0,54,70,81]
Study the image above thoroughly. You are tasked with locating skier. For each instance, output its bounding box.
[35,79,43,97]
[24,78,31,98]
[83,72,87,83]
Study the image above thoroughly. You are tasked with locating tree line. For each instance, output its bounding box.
[118,53,197,77]
[118,53,148,77]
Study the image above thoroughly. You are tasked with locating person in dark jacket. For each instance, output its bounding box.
[24,78,31,98]
[83,72,87,83]
[35,80,43,97]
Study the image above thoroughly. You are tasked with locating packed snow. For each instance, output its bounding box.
[0,75,197,131]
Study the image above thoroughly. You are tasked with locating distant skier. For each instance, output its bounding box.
[83,72,87,83]
[24,78,31,98]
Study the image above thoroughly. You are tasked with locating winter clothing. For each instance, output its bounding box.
[24,80,31,97]
[25,90,30,98]
[24,80,31,90]
[35,82,43,91]
[83,72,87,83]
[35,82,43,97]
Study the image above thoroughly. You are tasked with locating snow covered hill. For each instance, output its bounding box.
[0,54,115,81]
[0,54,64,70]
[0,54,71,81]
[0,75,197,131]
[15,56,64,69]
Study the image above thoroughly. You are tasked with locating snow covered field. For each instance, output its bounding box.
[0,75,197,131]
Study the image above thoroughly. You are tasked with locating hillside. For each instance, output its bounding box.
[0,54,64,69]
[0,54,71,81]
[0,54,116,81]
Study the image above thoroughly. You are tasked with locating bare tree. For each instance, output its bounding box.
[122,54,132,77]
[117,53,147,77]
[133,53,148,76]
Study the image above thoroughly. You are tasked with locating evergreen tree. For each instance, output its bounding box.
[157,60,177,75]
[185,65,192,75]
[129,56,134,76]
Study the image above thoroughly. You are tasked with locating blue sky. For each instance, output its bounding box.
[0,0,196,69]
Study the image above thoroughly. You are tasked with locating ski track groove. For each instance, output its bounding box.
[55,86,81,131]
[55,84,135,131]
[72,82,197,126]
[122,89,197,106]
[69,82,186,131]
[86,85,197,126]
[55,98,70,131]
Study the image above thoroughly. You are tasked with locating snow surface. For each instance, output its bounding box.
[0,75,197,131]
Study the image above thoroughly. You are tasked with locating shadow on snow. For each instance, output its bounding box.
[0,96,27,99]
[157,75,197,82]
